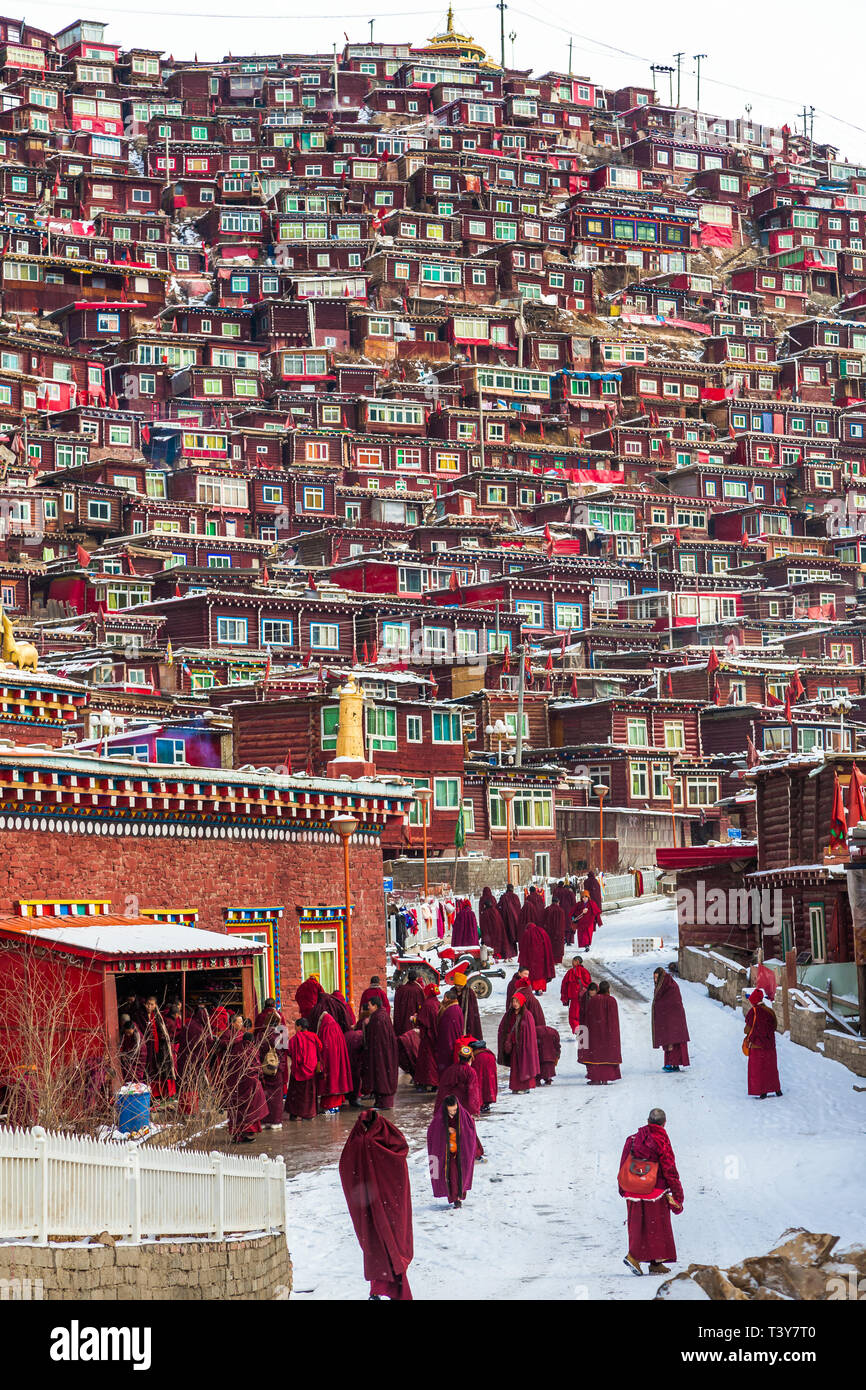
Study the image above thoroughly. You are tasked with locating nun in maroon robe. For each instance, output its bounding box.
[619,1115,684,1271]
[744,989,782,1098]
[339,1110,413,1300]
[359,980,390,1015]
[451,899,479,949]
[518,920,555,992]
[295,977,325,1017]
[452,973,482,1039]
[469,1040,498,1109]
[397,1028,420,1077]
[434,993,465,1075]
[257,1014,289,1126]
[317,1009,353,1112]
[142,1003,177,1100]
[542,900,567,965]
[556,881,578,942]
[361,1003,399,1109]
[414,988,440,1089]
[560,958,592,1034]
[500,995,539,1092]
[328,989,356,1032]
[498,885,521,956]
[223,1030,268,1141]
[285,1021,322,1120]
[393,976,425,1036]
[119,1023,146,1083]
[435,1045,481,1117]
[584,870,603,912]
[574,892,602,949]
[652,968,690,1071]
[579,981,621,1083]
[479,887,509,959]
[537,1023,561,1084]
[427,1096,477,1207]
[504,970,545,1030]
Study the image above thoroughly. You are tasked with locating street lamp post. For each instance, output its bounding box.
[499,786,518,887]
[665,773,679,847]
[832,697,852,752]
[486,718,511,765]
[331,813,359,1008]
[413,786,433,896]
[593,783,608,874]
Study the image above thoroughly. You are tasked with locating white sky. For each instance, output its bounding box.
[16,0,866,163]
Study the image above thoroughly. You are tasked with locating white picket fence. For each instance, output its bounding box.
[0,1126,287,1245]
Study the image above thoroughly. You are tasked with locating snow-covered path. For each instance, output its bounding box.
[286,900,866,1299]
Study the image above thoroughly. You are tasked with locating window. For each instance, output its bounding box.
[262,485,283,505]
[663,721,685,750]
[216,617,248,644]
[685,774,719,807]
[262,619,293,646]
[808,904,826,963]
[366,706,397,752]
[407,715,423,743]
[516,601,544,628]
[303,488,325,511]
[432,711,462,743]
[434,777,460,810]
[320,705,339,751]
[87,501,112,522]
[630,761,648,798]
[310,623,339,650]
[554,603,583,631]
[627,718,648,747]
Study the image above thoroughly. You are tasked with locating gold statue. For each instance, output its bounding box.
[1,612,38,670]
[335,677,365,760]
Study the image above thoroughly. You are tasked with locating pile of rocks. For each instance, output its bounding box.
[656,1229,866,1300]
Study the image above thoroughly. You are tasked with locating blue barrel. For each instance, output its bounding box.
[116,1089,151,1133]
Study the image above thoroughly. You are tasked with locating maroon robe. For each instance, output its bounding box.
[479,888,509,959]
[504,973,545,1030]
[574,898,602,949]
[344,1026,365,1100]
[652,971,690,1069]
[536,1023,561,1081]
[397,1028,420,1076]
[471,1046,498,1106]
[258,1024,289,1125]
[142,1010,177,1099]
[359,986,390,1015]
[500,1005,539,1092]
[556,883,578,923]
[451,901,479,949]
[560,963,591,1034]
[295,977,325,1017]
[223,1034,268,1139]
[285,1030,322,1119]
[434,1001,465,1075]
[745,998,781,1096]
[619,1123,683,1263]
[414,995,440,1088]
[119,1026,146,1083]
[518,921,555,990]
[339,1111,413,1300]
[393,980,425,1036]
[317,1010,353,1108]
[579,991,621,1082]
[584,871,603,911]
[435,1060,481,1116]
[455,982,482,1040]
[542,902,567,965]
[427,1099,477,1203]
[361,1008,399,1106]
[328,990,356,1031]
[498,887,521,956]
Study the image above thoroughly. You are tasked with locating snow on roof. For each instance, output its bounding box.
[22,922,262,957]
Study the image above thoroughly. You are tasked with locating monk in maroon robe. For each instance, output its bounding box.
[500,994,539,1093]
[555,881,578,943]
[452,972,482,1039]
[413,987,440,1090]
[584,869,603,911]
[451,899,479,949]
[328,989,356,1031]
[295,976,325,1017]
[620,1108,684,1275]
[344,1024,365,1104]
[498,885,520,956]
[257,1011,288,1127]
[652,967,690,1071]
[744,988,782,1098]
[469,1040,498,1110]
[427,1096,477,1208]
[285,1019,322,1120]
[361,1001,399,1109]
[119,1022,146,1083]
[542,900,567,965]
[574,891,602,949]
[434,992,465,1075]
[142,998,177,1101]
[397,1027,420,1077]
[479,887,509,959]
[393,973,425,1036]
[579,981,621,1083]
[504,969,545,1029]
[359,978,390,1015]
[518,920,555,992]
[340,1110,413,1299]
[536,1023,561,1084]
[561,957,592,1035]
[223,1028,268,1142]
[317,1009,353,1113]
[435,1044,481,1116]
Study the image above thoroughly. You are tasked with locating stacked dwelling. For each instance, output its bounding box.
[0,12,865,1006]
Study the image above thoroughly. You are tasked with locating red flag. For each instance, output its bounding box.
[784,692,792,723]
[545,651,553,671]
[429,669,439,698]
[307,572,317,592]
[569,674,578,697]
[741,530,749,548]
[545,671,552,691]
[801,648,807,660]
[284,414,295,431]
[362,641,369,662]
[766,690,782,707]
[830,771,848,845]
[372,641,378,663]
[847,763,866,827]
[449,570,459,592]
[77,544,91,567]
[109,393,119,410]
[519,420,526,437]
[141,424,151,444]
[305,754,313,777]
[665,673,673,696]
[789,671,805,701]
[174,583,181,598]
[706,648,720,673]
[262,565,269,584]
[539,421,545,440]
[127,554,137,577]
[746,736,759,768]
[673,528,682,546]
[544,524,552,543]
[503,645,511,673]
[712,676,722,705]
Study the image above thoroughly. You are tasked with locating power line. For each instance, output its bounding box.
[20,0,490,19]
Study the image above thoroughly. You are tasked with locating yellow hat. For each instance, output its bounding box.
[454,971,468,986]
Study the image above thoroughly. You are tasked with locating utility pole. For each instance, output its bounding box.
[568,37,573,77]
[809,105,815,161]
[693,54,707,112]
[673,51,684,106]
[799,104,809,140]
[652,64,674,108]
[498,0,507,69]
[368,18,374,44]
[515,642,526,767]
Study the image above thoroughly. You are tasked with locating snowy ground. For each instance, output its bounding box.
[285,900,866,1300]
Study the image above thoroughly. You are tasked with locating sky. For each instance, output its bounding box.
[15,0,866,164]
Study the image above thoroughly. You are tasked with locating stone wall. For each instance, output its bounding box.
[0,824,387,1015]
[384,854,532,893]
[0,1232,291,1300]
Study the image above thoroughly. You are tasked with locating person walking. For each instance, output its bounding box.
[340,1110,413,1299]
[619,1107,684,1276]
[743,987,782,1099]
[651,967,690,1072]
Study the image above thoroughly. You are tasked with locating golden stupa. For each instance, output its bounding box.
[416,6,494,66]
